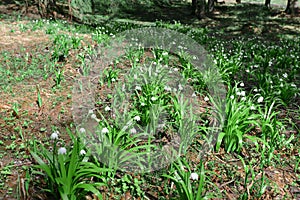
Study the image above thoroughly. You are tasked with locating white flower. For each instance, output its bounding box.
[253,88,258,92]
[130,128,137,134]
[141,102,146,106]
[279,78,283,82]
[104,106,111,111]
[101,127,109,134]
[190,172,199,181]
[80,149,86,155]
[79,128,86,133]
[236,91,241,96]
[135,85,142,91]
[178,84,183,91]
[204,96,209,102]
[192,92,197,97]
[134,116,141,121]
[230,95,234,99]
[173,68,179,72]
[250,105,255,110]
[151,96,157,101]
[50,131,59,140]
[240,82,245,87]
[164,86,172,92]
[88,110,93,114]
[257,96,264,103]
[280,83,284,87]
[58,147,67,155]
[162,52,168,56]
[246,69,250,73]
[91,114,97,120]
[240,91,246,96]
[291,83,296,87]
[283,73,288,78]
[241,97,246,101]
[111,78,116,82]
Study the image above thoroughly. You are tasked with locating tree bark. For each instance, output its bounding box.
[265,0,271,8]
[37,0,57,18]
[285,0,296,14]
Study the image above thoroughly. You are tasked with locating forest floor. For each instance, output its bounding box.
[0,1,299,199]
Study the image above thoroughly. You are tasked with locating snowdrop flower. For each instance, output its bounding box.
[173,68,179,72]
[164,86,172,92]
[190,172,199,181]
[104,106,111,112]
[283,73,288,78]
[204,96,209,102]
[101,127,109,134]
[257,96,264,103]
[279,78,283,82]
[280,83,284,87]
[192,92,197,97]
[162,52,168,56]
[50,131,59,140]
[130,128,137,134]
[253,88,258,92]
[79,128,86,133]
[240,82,245,87]
[88,109,94,114]
[151,96,157,101]
[240,91,246,96]
[230,95,234,99]
[246,69,250,73]
[291,83,296,88]
[178,84,183,91]
[91,114,97,120]
[58,147,67,155]
[141,102,146,107]
[134,116,141,121]
[135,85,142,91]
[241,97,246,101]
[250,105,255,110]
[80,149,86,155]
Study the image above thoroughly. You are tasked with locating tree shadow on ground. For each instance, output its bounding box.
[107,0,300,41]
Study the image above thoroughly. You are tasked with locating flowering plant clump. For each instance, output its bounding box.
[30,128,110,199]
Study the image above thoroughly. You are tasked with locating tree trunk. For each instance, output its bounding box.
[193,0,207,19]
[265,0,271,8]
[208,0,214,13]
[285,0,296,14]
[37,0,57,18]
